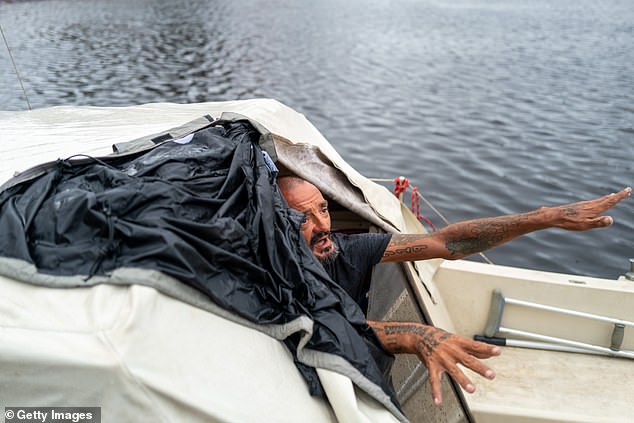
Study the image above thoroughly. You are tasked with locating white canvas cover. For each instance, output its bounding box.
[0,100,407,423]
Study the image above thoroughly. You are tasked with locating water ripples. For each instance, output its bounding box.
[1,0,632,278]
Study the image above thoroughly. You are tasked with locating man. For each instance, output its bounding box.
[278,175,631,406]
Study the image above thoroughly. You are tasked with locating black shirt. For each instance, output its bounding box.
[321,232,393,312]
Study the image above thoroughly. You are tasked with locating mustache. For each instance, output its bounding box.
[310,231,332,246]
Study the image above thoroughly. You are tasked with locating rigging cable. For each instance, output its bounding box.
[1,23,32,110]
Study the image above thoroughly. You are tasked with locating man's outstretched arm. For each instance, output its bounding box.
[367,320,500,405]
[381,187,631,262]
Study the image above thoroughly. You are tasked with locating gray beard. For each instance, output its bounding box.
[317,239,340,265]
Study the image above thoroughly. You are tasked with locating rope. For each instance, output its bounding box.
[393,177,436,232]
[393,176,409,197]
[411,186,437,231]
[371,176,494,265]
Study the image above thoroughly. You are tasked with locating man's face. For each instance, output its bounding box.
[281,181,338,263]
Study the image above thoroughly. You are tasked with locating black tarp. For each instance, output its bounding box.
[0,119,399,410]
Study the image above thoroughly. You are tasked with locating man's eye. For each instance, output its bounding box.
[321,208,329,215]
[300,216,309,226]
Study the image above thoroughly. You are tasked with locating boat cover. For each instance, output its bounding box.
[0,116,406,421]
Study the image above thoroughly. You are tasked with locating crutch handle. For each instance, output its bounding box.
[611,324,625,351]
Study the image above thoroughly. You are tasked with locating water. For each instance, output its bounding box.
[1,0,633,279]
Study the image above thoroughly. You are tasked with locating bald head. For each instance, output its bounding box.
[277,176,311,196]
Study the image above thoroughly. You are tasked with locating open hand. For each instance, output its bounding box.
[551,187,631,231]
[367,321,501,405]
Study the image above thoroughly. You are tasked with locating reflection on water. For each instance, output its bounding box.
[1,0,633,278]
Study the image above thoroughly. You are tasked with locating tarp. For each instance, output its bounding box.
[0,117,405,420]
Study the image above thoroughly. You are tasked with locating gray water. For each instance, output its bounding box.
[1,0,633,279]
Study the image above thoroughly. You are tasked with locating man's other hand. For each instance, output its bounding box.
[367,320,501,406]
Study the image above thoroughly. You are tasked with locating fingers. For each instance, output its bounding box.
[444,360,477,394]
[428,364,443,406]
[595,216,613,227]
[462,338,502,359]
[588,187,630,227]
[459,351,497,381]
[422,338,500,406]
[428,357,478,405]
[617,187,632,199]
[447,340,498,383]
[599,187,631,209]
[557,187,630,231]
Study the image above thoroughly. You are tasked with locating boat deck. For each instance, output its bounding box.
[434,259,634,423]
[468,347,633,423]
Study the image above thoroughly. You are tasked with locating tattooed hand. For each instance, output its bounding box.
[550,187,631,231]
[367,321,501,406]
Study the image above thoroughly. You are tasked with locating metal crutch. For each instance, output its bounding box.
[475,289,634,359]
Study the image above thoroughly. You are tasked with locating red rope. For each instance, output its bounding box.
[393,177,436,232]
[411,186,421,218]
[393,176,409,197]
[411,186,437,231]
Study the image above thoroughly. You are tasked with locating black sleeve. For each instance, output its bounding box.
[350,232,393,269]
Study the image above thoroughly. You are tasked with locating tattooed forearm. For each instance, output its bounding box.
[382,245,428,259]
[381,210,547,261]
[382,234,429,260]
[443,211,541,257]
[445,238,491,256]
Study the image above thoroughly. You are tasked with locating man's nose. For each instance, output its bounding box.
[313,215,329,232]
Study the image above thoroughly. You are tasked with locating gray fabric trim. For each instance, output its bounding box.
[0,257,408,422]
[111,115,216,154]
[111,112,278,162]
[0,257,310,341]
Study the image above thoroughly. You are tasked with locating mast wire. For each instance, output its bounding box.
[1,24,32,111]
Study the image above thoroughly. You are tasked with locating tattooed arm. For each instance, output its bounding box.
[381,187,631,262]
[367,321,500,405]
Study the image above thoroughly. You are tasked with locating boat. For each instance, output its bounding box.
[0,99,632,423]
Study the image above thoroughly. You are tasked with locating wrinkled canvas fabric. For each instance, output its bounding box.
[0,119,403,418]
